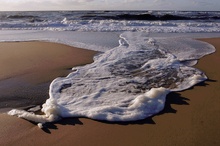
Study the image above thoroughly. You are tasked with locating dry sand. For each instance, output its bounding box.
[0,39,219,146]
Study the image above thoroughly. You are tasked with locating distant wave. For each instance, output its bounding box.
[2,14,43,22]
[81,13,220,21]
[6,14,36,19]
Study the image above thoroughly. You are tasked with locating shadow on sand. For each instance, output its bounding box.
[38,118,83,134]
[39,91,190,134]
[38,79,216,133]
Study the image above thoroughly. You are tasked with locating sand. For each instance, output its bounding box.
[0,39,219,146]
[0,41,97,111]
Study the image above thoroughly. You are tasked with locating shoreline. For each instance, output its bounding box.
[0,38,219,145]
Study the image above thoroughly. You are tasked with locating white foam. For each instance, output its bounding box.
[1,19,220,33]
[37,123,44,129]
[7,31,214,126]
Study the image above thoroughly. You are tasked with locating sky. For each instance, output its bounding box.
[0,0,219,11]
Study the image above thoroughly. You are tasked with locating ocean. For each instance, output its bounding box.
[1,11,220,126]
[0,11,220,32]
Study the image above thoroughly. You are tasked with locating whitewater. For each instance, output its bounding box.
[1,11,219,127]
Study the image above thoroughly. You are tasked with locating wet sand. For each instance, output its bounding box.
[0,41,97,111]
[0,39,219,146]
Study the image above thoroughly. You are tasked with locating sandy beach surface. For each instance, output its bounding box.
[0,41,97,112]
[0,39,219,146]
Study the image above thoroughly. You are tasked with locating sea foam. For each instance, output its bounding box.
[8,31,215,126]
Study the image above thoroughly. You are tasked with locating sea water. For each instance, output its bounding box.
[0,11,219,126]
[0,11,220,32]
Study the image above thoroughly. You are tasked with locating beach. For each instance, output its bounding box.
[0,38,219,146]
[0,41,97,112]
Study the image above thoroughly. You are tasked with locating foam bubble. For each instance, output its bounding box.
[37,123,44,129]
